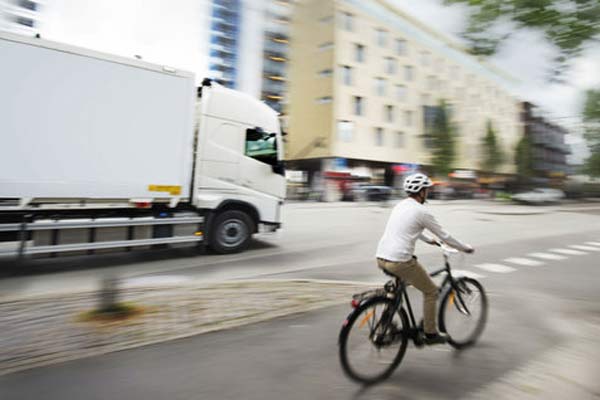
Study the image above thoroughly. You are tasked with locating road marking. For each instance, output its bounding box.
[504,257,544,266]
[569,245,600,251]
[452,269,486,279]
[585,241,600,246]
[474,263,517,273]
[528,252,567,261]
[550,248,588,256]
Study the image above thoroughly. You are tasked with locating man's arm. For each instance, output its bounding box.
[421,210,473,252]
[418,232,437,245]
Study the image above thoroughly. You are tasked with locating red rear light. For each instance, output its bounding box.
[134,201,152,209]
[351,299,360,308]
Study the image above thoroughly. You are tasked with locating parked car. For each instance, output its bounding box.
[349,184,392,201]
[512,188,565,204]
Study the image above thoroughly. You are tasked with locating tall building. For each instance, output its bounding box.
[208,0,241,88]
[208,0,293,114]
[521,102,571,179]
[0,0,43,35]
[260,0,292,114]
[286,0,522,185]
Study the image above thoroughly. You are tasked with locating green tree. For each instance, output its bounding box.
[583,89,600,176]
[515,135,535,179]
[443,0,600,80]
[481,120,505,172]
[430,100,457,176]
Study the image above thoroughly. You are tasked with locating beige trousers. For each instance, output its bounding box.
[377,257,439,334]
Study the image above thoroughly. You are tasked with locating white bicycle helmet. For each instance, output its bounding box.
[403,173,433,194]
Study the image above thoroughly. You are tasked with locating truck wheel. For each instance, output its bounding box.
[209,210,254,254]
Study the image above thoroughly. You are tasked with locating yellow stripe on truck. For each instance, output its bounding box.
[148,185,182,195]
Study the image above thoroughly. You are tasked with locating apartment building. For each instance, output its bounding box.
[209,0,293,114]
[286,0,522,184]
[521,102,571,178]
[0,0,43,35]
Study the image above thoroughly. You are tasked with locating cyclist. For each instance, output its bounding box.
[376,173,474,345]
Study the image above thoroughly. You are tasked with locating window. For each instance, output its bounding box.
[404,65,414,81]
[385,105,395,123]
[450,65,460,80]
[15,16,34,27]
[19,0,37,11]
[354,43,365,63]
[421,51,431,66]
[375,77,386,96]
[395,131,405,147]
[318,42,334,51]
[341,12,353,31]
[427,75,436,90]
[435,58,444,73]
[375,127,384,146]
[341,65,352,85]
[319,15,334,24]
[395,39,407,56]
[316,96,333,104]
[318,69,333,78]
[395,84,407,102]
[245,128,278,166]
[353,96,364,116]
[375,28,387,47]
[404,110,413,126]
[337,121,354,142]
[385,57,397,75]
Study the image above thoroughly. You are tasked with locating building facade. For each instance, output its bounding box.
[208,0,241,88]
[521,102,571,179]
[286,0,522,185]
[207,0,292,114]
[0,0,43,35]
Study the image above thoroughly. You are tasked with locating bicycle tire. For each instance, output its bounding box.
[439,277,488,349]
[338,296,409,384]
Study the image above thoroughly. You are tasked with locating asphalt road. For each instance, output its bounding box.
[1,201,600,399]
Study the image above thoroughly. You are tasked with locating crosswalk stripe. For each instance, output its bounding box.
[550,248,587,256]
[569,245,600,251]
[474,263,517,273]
[452,269,486,279]
[504,257,544,266]
[585,241,600,246]
[528,252,567,261]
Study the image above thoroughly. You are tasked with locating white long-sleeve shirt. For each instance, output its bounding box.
[376,198,471,262]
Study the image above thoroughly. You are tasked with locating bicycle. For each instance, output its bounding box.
[338,243,488,384]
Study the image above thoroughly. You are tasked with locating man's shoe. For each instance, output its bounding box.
[424,333,448,345]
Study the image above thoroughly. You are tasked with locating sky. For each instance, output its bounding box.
[36,0,598,164]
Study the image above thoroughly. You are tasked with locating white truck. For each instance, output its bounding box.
[0,31,286,258]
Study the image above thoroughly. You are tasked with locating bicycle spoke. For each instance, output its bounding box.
[340,298,409,383]
[442,278,488,348]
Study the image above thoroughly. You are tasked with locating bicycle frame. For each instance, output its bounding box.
[383,252,472,347]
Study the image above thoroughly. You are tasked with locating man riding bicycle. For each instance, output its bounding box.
[376,173,474,345]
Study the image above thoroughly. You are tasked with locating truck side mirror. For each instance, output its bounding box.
[272,161,285,176]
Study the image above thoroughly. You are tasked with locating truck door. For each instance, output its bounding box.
[200,119,242,188]
[239,127,286,199]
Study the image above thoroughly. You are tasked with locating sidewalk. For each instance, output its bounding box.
[0,278,372,376]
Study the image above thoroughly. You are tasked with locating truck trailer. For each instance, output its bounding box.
[0,31,286,258]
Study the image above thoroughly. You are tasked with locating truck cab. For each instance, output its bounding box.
[194,81,286,253]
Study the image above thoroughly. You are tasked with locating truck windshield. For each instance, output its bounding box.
[245,128,278,166]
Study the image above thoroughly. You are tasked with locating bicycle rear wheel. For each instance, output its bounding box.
[439,277,488,349]
[338,296,409,384]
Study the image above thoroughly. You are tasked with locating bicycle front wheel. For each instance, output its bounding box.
[338,296,409,384]
[439,277,488,349]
